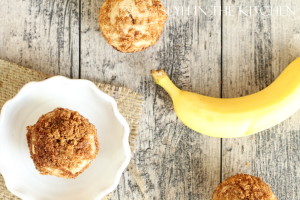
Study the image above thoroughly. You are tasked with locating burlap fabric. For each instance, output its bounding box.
[0,59,146,200]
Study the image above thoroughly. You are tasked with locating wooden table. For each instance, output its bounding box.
[1,0,300,199]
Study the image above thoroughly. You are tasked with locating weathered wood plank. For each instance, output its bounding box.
[0,1,79,198]
[80,0,221,199]
[222,0,300,199]
[0,0,79,77]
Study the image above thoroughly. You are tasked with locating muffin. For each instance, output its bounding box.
[212,174,277,200]
[99,0,168,53]
[26,108,99,179]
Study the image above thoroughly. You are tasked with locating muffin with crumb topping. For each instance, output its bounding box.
[99,0,168,53]
[26,108,99,179]
[212,174,277,200]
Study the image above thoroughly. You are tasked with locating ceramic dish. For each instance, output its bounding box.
[0,76,131,200]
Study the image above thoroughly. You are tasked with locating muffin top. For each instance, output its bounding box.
[26,108,99,178]
[212,174,277,200]
[99,0,168,52]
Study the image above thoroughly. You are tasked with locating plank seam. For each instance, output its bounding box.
[220,0,224,184]
[78,0,82,79]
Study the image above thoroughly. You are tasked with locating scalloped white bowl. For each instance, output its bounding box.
[0,76,131,200]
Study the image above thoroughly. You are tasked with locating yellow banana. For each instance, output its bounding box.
[151,58,300,138]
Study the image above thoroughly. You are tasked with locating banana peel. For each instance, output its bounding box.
[151,58,300,138]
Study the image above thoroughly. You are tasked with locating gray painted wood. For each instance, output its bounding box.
[1,0,300,199]
[222,0,300,199]
[0,0,79,198]
[0,0,79,77]
[80,0,221,199]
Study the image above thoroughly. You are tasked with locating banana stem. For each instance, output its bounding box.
[151,69,181,97]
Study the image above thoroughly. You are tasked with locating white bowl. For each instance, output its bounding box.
[0,76,131,200]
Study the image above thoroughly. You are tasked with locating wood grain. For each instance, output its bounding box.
[80,0,221,199]
[0,0,79,199]
[222,0,300,199]
[0,0,79,77]
[1,0,300,199]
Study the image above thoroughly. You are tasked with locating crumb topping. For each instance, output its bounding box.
[99,0,168,52]
[26,108,99,178]
[212,174,277,200]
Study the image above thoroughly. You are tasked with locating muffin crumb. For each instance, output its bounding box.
[26,108,99,178]
[212,174,277,200]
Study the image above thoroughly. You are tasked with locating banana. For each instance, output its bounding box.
[151,58,300,138]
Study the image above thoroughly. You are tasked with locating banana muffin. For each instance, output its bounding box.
[99,0,168,52]
[212,174,277,200]
[26,108,99,179]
